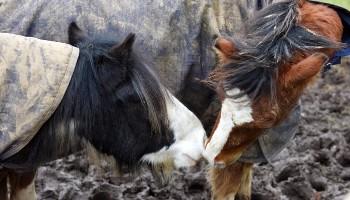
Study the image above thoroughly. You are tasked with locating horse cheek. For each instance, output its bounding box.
[285,53,328,87]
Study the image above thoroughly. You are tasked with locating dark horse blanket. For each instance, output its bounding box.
[0,33,79,159]
[0,0,297,163]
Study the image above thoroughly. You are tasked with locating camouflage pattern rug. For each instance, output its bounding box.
[0,33,78,160]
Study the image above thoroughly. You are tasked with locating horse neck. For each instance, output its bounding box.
[1,119,82,169]
[299,1,343,42]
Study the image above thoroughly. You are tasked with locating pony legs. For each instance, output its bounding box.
[8,170,36,200]
[237,163,253,200]
[209,162,253,200]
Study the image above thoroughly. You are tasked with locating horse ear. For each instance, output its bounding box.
[68,22,87,46]
[109,33,136,57]
[214,37,237,61]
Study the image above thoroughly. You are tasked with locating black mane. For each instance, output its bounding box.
[211,0,341,101]
[3,29,171,170]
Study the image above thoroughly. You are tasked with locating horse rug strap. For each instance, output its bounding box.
[0,33,79,160]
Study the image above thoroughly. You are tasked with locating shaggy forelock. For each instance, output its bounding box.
[130,57,169,135]
[210,0,342,102]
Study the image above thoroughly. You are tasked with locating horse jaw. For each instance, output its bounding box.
[202,88,253,165]
[141,91,206,169]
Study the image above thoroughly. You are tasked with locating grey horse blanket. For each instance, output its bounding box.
[0,0,296,163]
[0,33,79,159]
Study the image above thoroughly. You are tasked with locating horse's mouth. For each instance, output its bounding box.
[149,162,174,186]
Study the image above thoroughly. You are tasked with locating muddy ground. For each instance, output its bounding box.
[36,60,350,200]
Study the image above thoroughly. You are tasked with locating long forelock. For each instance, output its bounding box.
[210,0,342,102]
[74,38,170,137]
[130,58,170,135]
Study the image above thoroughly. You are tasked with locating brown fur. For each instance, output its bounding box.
[208,1,343,199]
[210,0,343,167]
[214,37,237,64]
[209,162,253,200]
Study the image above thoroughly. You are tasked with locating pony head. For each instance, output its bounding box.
[204,0,343,166]
[37,22,206,180]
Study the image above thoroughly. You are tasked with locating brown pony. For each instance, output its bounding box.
[202,0,344,199]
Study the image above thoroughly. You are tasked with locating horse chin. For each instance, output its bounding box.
[170,138,204,168]
[141,149,175,185]
[141,126,204,171]
[148,161,174,186]
[141,141,203,185]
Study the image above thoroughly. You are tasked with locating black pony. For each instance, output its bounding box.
[0,23,205,200]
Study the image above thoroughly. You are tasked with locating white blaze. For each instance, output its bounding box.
[142,91,206,168]
[203,88,253,165]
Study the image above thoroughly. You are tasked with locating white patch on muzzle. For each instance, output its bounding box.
[141,91,206,168]
[202,88,253,165]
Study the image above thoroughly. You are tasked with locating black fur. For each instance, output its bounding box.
[2,23,172,170]
[210,0,342,102]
